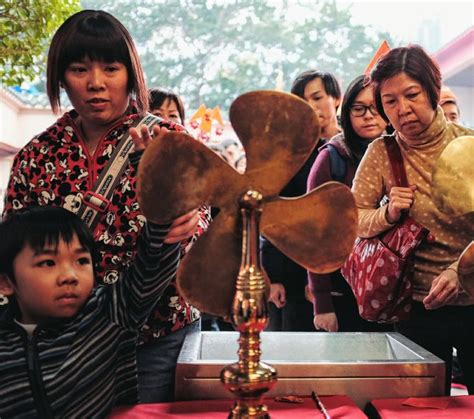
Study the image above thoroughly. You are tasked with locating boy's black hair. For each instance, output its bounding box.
[0,206,99,282]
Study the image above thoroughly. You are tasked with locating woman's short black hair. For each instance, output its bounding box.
[47,9,148,114]
[369,44,441,122]
[0,206,99,282]
[290,70,342,107]
[149,88,185,124]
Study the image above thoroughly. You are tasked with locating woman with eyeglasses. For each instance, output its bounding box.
[306,75,391,333]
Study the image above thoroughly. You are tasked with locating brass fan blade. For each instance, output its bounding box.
[230,91,320,196]
[177,211,253,317]
[261,182,358,273]
[137,131,242,223]
[432,135,474,216]
[136,92,349,318]
[459,241,474,297]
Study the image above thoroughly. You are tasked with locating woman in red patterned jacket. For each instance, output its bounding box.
[2,10,210,403]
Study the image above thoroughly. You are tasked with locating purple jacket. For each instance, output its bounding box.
[306,133,358,314]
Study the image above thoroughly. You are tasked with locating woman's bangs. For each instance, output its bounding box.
[61,30,130,66]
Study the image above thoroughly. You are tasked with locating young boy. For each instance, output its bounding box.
[0,206,180,418]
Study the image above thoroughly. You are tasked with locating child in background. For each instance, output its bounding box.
[0,206,180,418]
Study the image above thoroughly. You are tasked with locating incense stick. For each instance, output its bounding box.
[311,390,331,419]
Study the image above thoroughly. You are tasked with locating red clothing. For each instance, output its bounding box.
[3,106,210,340]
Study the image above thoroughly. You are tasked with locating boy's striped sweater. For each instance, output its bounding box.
[0,223,180,418]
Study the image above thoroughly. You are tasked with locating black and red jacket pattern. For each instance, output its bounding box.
[3,105,210,341]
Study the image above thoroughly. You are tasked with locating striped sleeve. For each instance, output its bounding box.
[110,222,181,329]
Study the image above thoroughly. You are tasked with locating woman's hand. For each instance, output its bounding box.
[269,283,286,308]
[314,312,338,332]
[129,123,196,244]
[164,210,200,244]
[387,185,417,223]
[129,124,168,151]
[423,268,460,310]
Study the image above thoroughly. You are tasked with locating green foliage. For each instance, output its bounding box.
[81,0,393,112]
[4,0,392,111]
[0,0,81,86]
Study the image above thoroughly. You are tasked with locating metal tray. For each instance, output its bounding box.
[175,331,445,408]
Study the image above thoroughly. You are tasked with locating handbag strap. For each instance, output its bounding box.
[77,112,160,231]
[384,135,409,188]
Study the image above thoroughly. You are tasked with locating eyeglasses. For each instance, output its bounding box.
[350,104,379,117]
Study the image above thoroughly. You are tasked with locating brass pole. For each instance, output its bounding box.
[221,190,277,418]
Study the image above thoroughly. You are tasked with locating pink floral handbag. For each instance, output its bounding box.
[341,137,430,323]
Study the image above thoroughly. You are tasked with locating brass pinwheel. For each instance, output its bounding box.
[432,135,474,216]
[137,91,358,317]
[432,135,474,296]
[137,90,357,417]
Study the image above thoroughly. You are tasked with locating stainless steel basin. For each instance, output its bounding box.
[175,331,445,409]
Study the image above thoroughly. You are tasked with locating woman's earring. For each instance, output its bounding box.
[0,294,8,305]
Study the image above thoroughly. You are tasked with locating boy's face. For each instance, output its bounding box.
[8,234,94,324]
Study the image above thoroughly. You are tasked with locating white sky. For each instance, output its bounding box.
[341,0,473,50]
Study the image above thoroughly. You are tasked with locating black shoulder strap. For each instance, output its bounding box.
[327,143,347,182]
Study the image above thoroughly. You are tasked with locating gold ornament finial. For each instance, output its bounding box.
[221,189,276,418]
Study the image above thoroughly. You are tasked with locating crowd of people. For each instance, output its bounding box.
[0,8,472,417]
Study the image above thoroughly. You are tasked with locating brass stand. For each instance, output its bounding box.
[137,90,358,416]
[221,190,277,418]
